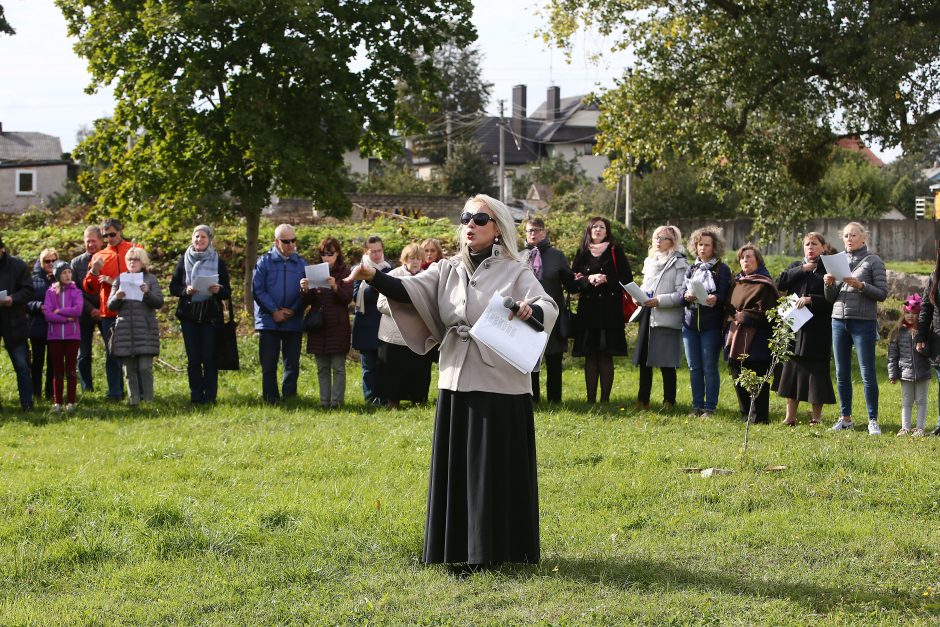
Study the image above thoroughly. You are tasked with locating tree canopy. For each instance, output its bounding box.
[543,0,940,231]
[58,0,474,308]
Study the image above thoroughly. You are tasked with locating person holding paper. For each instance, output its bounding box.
[301,237,353,409]
[774,232,836,425]
[169,225,231,405]
[345,194,557,570]
[823,222,887,435]
[725,244,779,424]
[571,216,633,404]
[375,243,433,408]
[107,248,164,405]
[351,235,392,405]
[633,226,688,412]
[681,226,732,418]
[0,238,36,410]
[27,248,57,402]
[84,218,142,401]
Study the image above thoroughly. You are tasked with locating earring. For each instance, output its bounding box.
[494,235,501,245]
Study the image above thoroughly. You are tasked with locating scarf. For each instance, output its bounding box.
[640,251,676,293]
[184,243,219,303]
[356,253,391,311]
[689,257,718,296]
[588,241,610,258]
[528,245,543,280]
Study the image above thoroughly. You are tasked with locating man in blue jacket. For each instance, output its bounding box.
[253,224,306,405]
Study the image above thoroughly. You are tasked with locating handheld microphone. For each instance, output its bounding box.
[503,297,544,332]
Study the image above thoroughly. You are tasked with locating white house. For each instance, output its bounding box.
[0,123,69,213]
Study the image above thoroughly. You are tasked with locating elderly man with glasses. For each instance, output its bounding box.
[83,218,142,401]
[253,223,307,405]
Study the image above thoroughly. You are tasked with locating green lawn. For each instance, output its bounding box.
[2,336,940,624]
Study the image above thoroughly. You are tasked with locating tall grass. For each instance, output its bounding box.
[1,337,939,624]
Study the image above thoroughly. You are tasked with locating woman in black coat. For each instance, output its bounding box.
[169,225,232,405]
[915,244,940,436]
[570,216,633,403]
[774,232,836,425]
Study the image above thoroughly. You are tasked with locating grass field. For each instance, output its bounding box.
[2,335,940,624]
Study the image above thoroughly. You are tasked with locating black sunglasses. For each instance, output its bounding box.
[279,238,297,245]
[460,212,494,227]
[104,232,119,238]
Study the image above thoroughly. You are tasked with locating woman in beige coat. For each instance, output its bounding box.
[347,194,557,570]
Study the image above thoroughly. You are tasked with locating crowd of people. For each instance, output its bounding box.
[0,214,934,440]
[3,201,939,572]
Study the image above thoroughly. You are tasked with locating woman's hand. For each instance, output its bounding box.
[508,300,532,321]
[823,274,835,286]
[704,294,717,306]
[645,297,660,308]
[684,293,696,302]
[588,273,607,286]
[843,277,863,290]
[344,264,376,283]
[795,296,812,309]
[916,341,927,353]
[185,285,196,296]
[114,290,126,300]
[802,260,817,273]
[300,278,309,292]
[139,282,149,294]
[327,276,337,291]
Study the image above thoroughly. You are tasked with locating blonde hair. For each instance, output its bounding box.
[38,248,58,264]
[421,238,444,262]
[125,247,150,269]
[648,225,684,257]
[458,194,520,269]
[843,222,868,239]
[400,243,423,264]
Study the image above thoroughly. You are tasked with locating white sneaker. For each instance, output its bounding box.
[831,418,854,431]
[868,420,882,435]
[912,428,925,437]
[65,403,76,413]
[51,404,61,413]
[896,428,910,437]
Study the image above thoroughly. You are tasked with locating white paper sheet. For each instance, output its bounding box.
[305,263,331,289]
[192,273,218,296]
[119,272,144,301]
[820,252,852,281]
[780,294,813,332]
[0,290,7,300]
[621,281,650,305]
[469,293,549,374]
[689,278,711,306]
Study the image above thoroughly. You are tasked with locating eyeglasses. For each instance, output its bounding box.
[42,258,57,264]
[279,238,297,245]
[655,236,673,242]
[104,232,119,238]
[525,228,543,234]
[460,212,493,227]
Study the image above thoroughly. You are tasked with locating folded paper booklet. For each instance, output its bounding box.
[779,294,813,332]
[192,274,218,295]
[469,293,548,374]
[304,263,331,289]
[119,272,145,302]
[620,281,649,304]
[689,278,711,306]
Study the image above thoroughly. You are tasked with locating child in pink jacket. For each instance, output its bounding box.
[43,262,84,411]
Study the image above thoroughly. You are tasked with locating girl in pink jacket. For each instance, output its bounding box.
[43,262,83,411]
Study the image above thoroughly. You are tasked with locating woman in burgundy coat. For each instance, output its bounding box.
[301,237,353,408]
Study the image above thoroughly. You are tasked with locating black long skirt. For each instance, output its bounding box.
[774,355,836,404]
[376,341,432,403]
[422,389,540,565]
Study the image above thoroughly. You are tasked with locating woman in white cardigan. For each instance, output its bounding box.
[633,225,689,411]
[347,194,557,571]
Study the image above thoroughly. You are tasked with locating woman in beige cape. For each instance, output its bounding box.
[347,194,557,569]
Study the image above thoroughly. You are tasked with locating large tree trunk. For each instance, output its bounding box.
[243,208,261,314]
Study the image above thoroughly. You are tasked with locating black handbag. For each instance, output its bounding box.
[215,299,240,371]
[303,307,324,332]
[557,294,572,339]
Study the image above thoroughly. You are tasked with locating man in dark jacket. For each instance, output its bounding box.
[525,218,573,403]
[0,239,36,410]
[253,224,306,405]
[70,225,104,393]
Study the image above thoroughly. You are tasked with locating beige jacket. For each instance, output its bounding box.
[376,265,412,346]
[388,247,558,395]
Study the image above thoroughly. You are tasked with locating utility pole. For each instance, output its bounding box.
[445,111,452,162]
[625,158,633,229]
[498,99,505,203]
[613,175,621,222]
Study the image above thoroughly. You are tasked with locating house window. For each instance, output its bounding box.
[16,170,37,196]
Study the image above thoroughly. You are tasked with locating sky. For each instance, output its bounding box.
[0,0,899,162]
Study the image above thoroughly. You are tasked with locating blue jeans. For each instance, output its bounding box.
[359,349,380,403]
[258,330,301,404]
[181,319,219,404]
[99,317,125,400]
[5,339,33,409]
[831,318,878,422]
[682,326,722,412]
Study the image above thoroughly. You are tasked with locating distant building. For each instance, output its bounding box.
[0,123,69,213]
